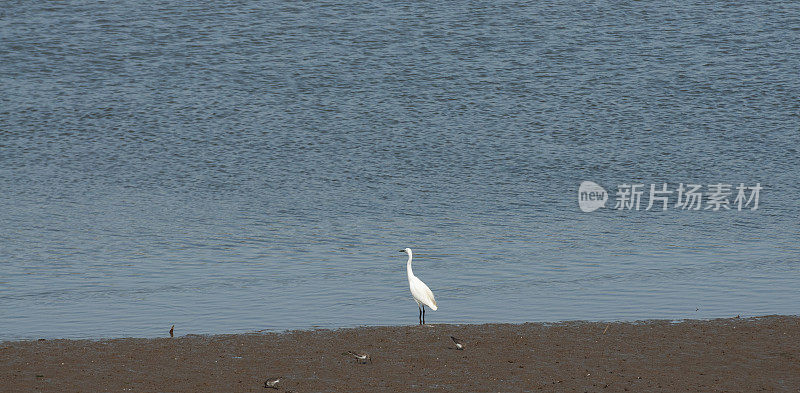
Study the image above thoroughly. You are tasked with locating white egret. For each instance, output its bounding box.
[399,248,438,324]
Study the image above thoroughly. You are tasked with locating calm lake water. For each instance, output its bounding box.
[1,1,798,340]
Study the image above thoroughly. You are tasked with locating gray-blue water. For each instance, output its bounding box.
[1,1,798,340]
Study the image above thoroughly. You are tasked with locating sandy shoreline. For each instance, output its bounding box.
[2,316,799,392]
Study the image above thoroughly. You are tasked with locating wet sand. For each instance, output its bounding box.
[1,316,798,392]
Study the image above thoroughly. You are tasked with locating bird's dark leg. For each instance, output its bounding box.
[422,306,426,324]
[418,306,422,325]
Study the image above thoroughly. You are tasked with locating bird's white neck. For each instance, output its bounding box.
[406,251,414,278]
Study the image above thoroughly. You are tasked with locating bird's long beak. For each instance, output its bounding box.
[398,249,405,253]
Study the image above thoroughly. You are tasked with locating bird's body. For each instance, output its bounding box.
[451,336,464,350]
[400,248,437,324]
[346,351,372,363]
[264,377,281,389]
[169,325,174,337]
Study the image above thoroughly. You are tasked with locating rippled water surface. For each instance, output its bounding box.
[1,1,799,339]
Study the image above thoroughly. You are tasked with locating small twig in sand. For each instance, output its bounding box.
[602,324,610,335]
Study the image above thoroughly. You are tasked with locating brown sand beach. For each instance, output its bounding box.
[2,316,799,392]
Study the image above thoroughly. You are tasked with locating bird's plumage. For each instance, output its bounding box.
[264,377,281,389]
[346,351,372,363]
[409,275,438,310]
[403,248,438,311]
